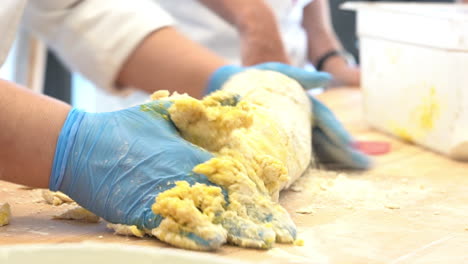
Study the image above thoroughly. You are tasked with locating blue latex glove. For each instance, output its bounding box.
[50,101,224,248]
[206,62,371,170]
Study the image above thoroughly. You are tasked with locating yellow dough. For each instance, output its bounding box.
[146,70,312,250]
[218,70,313,194]
[0,203,11,226]
[42,190,74,206]
[107,224,146,238]
[53,206,100,223]
[42,190,100,223]
[36,70,312,252]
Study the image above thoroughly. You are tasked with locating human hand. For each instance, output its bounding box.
[206,62,371,170]
[50,101,227,249]
[309,96,371,169]
[206,62,331,94]
[333,65,360,87]
[323,56,361,87]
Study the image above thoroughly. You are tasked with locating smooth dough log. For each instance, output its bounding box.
[220,70,313,195]
[167,70,312,201]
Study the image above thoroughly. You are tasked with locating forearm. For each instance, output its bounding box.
[199,0,289,65]
[116,27,226,99]
[0,80,70,188]
[26,0,221,97]
[303,0,360,86]
[303,0,343,68]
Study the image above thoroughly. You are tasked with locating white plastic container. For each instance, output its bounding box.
[344,2,468,160]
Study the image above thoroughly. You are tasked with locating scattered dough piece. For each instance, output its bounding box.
[296,206,315,215]
[385,204,401,210]
[294,239,305,246]
[42,190,74,206]
[107,224,146,238]
[42,190,100,224]
[53,206,100,223]
[0,203,11,226]
[289,184,304,192]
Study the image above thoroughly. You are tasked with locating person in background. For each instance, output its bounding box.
[155,0,360,87]
[1,0,369,249]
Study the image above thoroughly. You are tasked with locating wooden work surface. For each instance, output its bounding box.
[1,88,468,264]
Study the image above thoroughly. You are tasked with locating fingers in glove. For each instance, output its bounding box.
[313,128,371,170]
[206,65,244,95]
[254,62,332,89]
[220,212,276,249]
[309,95,354,147]
[152,217,227,251]
[243,202,297,244]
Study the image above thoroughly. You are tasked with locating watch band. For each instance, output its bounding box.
[316,50,356,71]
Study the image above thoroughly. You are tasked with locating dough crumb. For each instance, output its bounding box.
[0,203,11,226]
[294,239,305,246]
[150,90,170,99]
[53,206,100,223]
[42,190,99,223]
[107,224,146,238]
[385,204,400,210]
[289,184,304,192]
[296,206,315,214]
[42,190,74,206]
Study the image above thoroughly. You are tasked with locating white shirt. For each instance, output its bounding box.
[155,0,313,67]
[1,0,174,93]
[0,0,27,67]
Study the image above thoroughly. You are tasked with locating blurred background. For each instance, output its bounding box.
[0,0,454,112]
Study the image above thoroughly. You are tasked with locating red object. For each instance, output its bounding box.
[354,141,391,155]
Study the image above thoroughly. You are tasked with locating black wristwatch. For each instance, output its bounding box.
[316,50,356,71]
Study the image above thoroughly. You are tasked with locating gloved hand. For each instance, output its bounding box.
[50,101,222,248]
[50,100,296,250]
[206,62,371,170]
